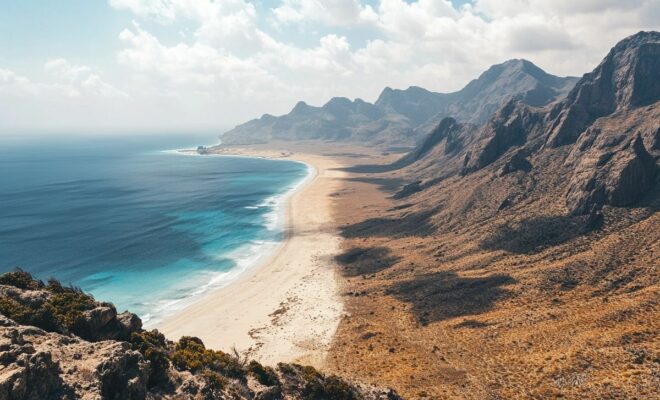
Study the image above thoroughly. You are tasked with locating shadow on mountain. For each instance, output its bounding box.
[340,162,402,173]
[479,215,589,254]
[387,271,515,324]
[344,176,405,194]
[335,246,402,277]
[340,208,436,238]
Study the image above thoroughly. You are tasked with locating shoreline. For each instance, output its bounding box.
[140,150,315,327]
[155,147,345,367]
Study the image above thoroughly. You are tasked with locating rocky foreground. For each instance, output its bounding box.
[0,270,400,400]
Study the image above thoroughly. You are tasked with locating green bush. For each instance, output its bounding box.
[172,336,247,383]
[0,269,44,290]
[0,296,58,331]
[278,363,361,400]
[247,360,280,387]
[172,336,211,372]
[201,370,226,397]
[45,279,97,336]
[131,330,171,388]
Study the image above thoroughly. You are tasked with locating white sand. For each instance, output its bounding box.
[155,150,345,368]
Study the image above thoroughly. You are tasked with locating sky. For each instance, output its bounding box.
[0,0,658,135]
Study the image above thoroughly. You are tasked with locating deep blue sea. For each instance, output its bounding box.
[0,134,309,325]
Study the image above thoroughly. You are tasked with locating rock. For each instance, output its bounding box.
[547,31,660,147]
[0,322,65,400]
[605,134,657,206]
[566,130,657,215]
[117,312,142,338]
[83,306,117,333]
[0,315,151,400]
[394,181,423,199]
[499,149,532,176]
[463,100,541,173]
[498,198,512,210]
[96,343,149,400]
[0,285,50,309]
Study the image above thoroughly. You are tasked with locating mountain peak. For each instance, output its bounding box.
[546,30,660,147]
[291,100,310,113]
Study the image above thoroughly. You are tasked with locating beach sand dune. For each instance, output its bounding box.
[156,150,345,367]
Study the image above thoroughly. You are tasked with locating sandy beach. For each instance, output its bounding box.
[155,147,345,368]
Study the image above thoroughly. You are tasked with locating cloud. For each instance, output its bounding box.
[272,0,377,26]
[44,58,129,98]
[0,69,38,97]
[3,0,658,133]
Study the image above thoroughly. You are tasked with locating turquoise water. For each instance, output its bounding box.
[0,134,310,325]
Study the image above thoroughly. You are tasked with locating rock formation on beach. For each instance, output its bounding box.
[0,270,400,400]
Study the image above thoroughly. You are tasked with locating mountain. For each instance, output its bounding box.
[391,31,659,217]
[329,31,659,398]
[220,60,578,147]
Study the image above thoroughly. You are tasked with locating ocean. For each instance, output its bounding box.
[0,134,310,325]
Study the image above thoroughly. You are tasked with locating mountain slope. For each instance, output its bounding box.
[327,30,659,399]
[400,31,659,217]
[220,60,577,147]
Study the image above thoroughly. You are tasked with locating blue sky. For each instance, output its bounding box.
[0,0,657,134]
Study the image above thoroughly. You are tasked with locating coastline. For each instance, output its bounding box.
[155,147,345,368]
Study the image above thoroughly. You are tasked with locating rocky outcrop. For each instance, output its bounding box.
[0,271,402,400]
[499,149,532,176]
[0,317,65,400]
[546,31,660,147]
[565,120,658,215]
[0,282,141,342]
[462,101,542,173]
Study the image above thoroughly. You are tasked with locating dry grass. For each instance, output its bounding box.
[324,148,659,399]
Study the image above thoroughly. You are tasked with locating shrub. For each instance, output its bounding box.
[172,336,248,383]
[286,364,362,400]
[172,336,210,373]
[247,360,280,387]
[0,269,44,290]
[0,296,57,331]
[45,278,97,336]
[131,330,171,388]
[201,370,226,397]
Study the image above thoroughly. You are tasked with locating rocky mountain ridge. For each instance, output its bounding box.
[394,31,659,220]
[221,59,577,147]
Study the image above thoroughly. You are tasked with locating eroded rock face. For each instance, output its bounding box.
[0,315,151,400]
[0,318,65,400]
[499,149,532,176]
[546,31,660,147]
[565,108,659,215]
[463,101,541,173]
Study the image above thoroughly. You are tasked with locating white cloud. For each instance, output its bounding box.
[2,0,658,133]
[272,0,377,26]
[0,69,38,97]
[44,58,129,98]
